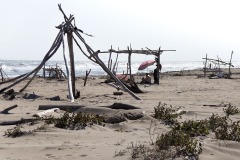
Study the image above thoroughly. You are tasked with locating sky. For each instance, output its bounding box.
[0,0,239,62]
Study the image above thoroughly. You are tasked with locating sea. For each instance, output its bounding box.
[1,60,240,78]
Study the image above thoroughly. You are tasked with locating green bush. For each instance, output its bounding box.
[54,111,105,130]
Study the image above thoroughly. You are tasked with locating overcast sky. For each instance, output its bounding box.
[0,0,239,62]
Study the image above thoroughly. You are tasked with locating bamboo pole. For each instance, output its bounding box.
[67,31,76,97]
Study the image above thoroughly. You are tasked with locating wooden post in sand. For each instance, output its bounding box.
[204,54,207,78]
[108,45,112,70]
[228,51,233,76]
[156,47,161,85]
[67,31,76,97]
[128,46,132,83]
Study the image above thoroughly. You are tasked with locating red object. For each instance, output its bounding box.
[138,60,155,70]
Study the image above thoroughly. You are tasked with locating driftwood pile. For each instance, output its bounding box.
[0,66,9,82]
[43,64,66,80]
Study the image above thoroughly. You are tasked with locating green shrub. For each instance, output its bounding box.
[173,120,209,137]
[154,102,184,125]
[4,125,29,138]
[223,104,240,116]
[156,130,201,157]
[54,111,105,130]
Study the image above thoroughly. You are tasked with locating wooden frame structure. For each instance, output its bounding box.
[100,47,176,85]
[202,51,234,78]
[0,4,175,100]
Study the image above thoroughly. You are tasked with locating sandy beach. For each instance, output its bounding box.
[1,69,240,160]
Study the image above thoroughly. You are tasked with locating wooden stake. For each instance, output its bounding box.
[229,51,233,76]
[67,31,76,97]
[204,54,207,78]
[128,46,132,83]
[62,27,74,102]
[157,47,161,85]
[84,69,91,86]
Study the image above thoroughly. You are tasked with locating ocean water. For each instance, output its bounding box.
[1,60,240,78]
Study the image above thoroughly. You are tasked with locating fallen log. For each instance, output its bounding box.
[0,118,38,126]
[38,105,85,112]
[33,108,60,118]
[0,105,18,114]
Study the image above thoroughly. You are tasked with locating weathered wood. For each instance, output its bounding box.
[0,105,18,114]
[33,108,60,118]
[67,31,76,97]
[84,69,91,86]
[228,51,233,76]
[202,58,234,67]
[39,105,85,111]
[128,46,132,83]
[108,45,112,70]
[204,54,207,78]
[157,47,161,85]
[61,26,74,102]
[0,118,38,126]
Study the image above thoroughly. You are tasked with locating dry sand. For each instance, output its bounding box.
[1,69,240,160]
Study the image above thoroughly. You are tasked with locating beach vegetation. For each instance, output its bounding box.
[54,111,106,130]
[223,104,240,116]
[154,102,185,125]
[173,119,209,137]
[4,125,31,138]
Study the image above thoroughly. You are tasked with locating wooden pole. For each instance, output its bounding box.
[228,51,233,76]
[62,27,74,102]
[128,46,132,83]
[0,69,3,82]
[157,47,161,85]
[204,54,207,78]
[108,45,112,70]
[67,31,76,97]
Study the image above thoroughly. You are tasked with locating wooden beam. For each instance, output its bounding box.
[67,31,76,97]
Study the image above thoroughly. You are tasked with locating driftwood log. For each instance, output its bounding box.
[0,105,18,114]
[84,69,91,86]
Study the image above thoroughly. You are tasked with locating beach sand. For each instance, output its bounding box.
[1,69,240,160]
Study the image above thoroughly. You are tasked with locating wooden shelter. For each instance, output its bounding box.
[0,4,175,101]
[100,47,175,85]
[202,51,234,78]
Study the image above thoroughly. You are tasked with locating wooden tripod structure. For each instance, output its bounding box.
[0,4,142,100]
[0,4,175,100]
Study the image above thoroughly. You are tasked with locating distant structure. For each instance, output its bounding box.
[0,65,9,82]
[202,51,234,78]
[0,4,175,101]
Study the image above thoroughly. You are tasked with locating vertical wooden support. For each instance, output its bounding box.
[128,46,132,83]
[0,69,4,82]
[204,54,207,78]
[228,51,233,76]
[108,45,112,70]
[61,28,74,102]
[156,47,161,85]
[43,64,46,79]
[67,31,76,97]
